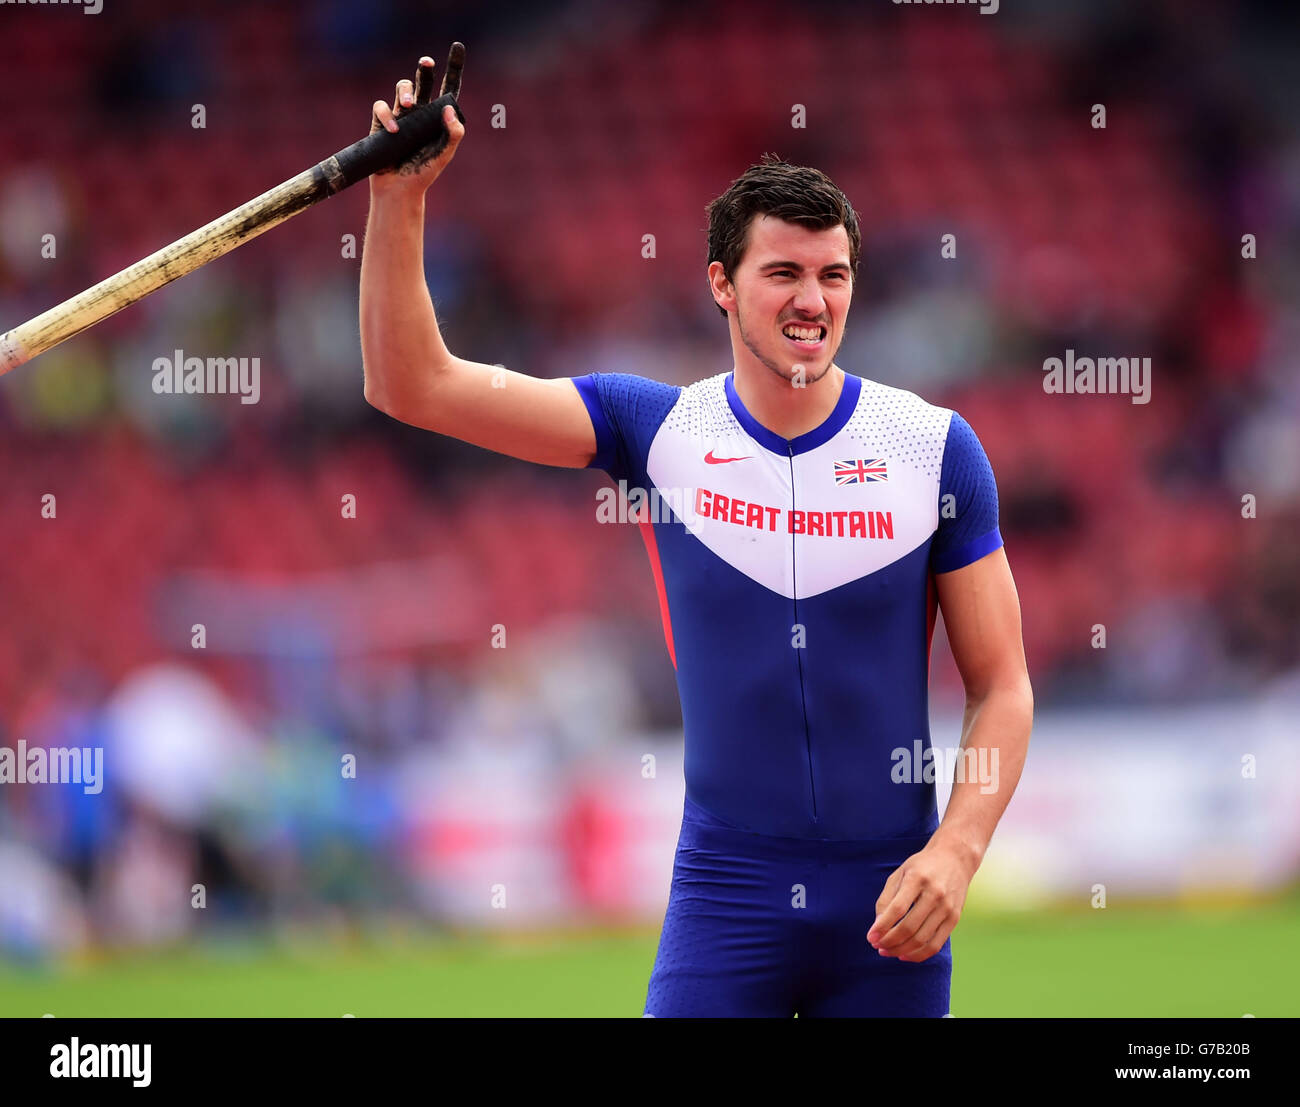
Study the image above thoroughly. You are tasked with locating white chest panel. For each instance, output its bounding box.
[645,374,952,599]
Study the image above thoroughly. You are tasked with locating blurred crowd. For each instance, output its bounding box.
[1,0,1298,952]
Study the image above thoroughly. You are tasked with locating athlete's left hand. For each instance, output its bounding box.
[867,842,978,962]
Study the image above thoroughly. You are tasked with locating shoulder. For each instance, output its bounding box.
[850,376,995,465]
[595,369,736,441]
[844,375,954,481]
[574,371,685,451]
[577,370,683,414]
[854,376,954,430]
[665,371,732,426]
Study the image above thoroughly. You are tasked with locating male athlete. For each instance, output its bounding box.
[361,56,1033,1017]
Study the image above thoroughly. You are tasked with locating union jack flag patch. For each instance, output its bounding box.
[833,458,888,485]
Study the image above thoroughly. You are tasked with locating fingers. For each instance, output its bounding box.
[867,865,909,944]
[443,102,464,144]
[894,911,951,962]
[414,56,437,105]
[873,887,932,953]
[394,78,414,115]
[371,99,398,134]
[370,72,413,136]
[439,41,466,99]
[889,897,946,958]
[369,47,465,161]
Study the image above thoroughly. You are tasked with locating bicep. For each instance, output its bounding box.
[380,356,598,468]
[934,547,1030,697]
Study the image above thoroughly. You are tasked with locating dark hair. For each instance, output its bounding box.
[705,153,861,317]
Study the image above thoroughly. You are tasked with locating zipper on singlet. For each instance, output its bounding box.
[788,442,818,822]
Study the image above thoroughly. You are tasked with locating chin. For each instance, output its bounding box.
[778,356,831,384]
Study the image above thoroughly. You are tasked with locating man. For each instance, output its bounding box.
[362,57,1033,1017]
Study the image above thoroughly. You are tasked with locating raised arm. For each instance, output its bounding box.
[359,53,597,468]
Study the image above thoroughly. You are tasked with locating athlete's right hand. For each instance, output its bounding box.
[369,52,465,194]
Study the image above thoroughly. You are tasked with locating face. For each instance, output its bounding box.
[710,214,853,385]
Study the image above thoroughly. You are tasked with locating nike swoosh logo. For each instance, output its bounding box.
[704,450,754,465]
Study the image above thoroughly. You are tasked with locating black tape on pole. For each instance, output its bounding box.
[327,93,466,193]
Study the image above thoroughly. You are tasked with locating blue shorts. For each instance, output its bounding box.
[644,798,952,1018]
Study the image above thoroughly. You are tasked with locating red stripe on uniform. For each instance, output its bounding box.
[925,569,938,677]
[637,515,676,669]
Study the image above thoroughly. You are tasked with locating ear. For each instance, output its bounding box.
[708,261,737,314]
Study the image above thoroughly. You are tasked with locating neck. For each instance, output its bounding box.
[732,361,845,441]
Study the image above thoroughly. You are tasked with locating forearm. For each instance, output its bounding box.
[929,676,1033,873]
[359,182,451,413]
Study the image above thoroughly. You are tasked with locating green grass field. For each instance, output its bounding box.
[3,898,1296,1017]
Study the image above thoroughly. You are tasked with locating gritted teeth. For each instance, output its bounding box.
[782,323,826,342]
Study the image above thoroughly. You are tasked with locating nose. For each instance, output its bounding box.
[791,278,827,319]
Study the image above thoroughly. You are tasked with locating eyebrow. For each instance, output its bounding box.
[758,260,852,274]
